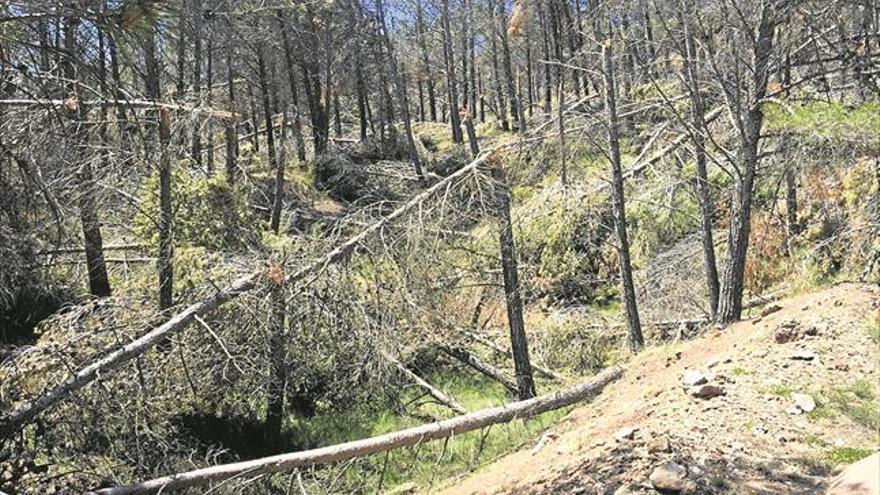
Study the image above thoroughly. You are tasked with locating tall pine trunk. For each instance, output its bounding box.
[602,40,643,352]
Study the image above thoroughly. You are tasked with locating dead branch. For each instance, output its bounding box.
[379,350,467,414]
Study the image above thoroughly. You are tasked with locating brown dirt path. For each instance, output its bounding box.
[436,283,880,495]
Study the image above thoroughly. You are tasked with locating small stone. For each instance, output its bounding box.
[790,350,816,361]
[648,435,671,453]
[613,486,636,495]
[681,370,708,387]
[792,393,816,413]
[650,461,689,492]
[804,325,819,336]
[614,426,638,441]
[688,384,725,399]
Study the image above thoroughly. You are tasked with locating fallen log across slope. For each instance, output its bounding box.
[89,365,623,495]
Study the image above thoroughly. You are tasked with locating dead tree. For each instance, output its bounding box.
[602,38,643,352]
[65,16,111,297]
[713,3,783,324]
[440,0,464,142]
[144,16,174,312]
[681,9,720,319]
[492,163,536,399]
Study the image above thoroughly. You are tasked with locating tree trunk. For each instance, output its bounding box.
[278,15,308,163]
[264,285,287,452]
[380,350,467,414]
[440,0,463,143]
[224,27,239,183]
[716,10,777,324]
[683,18,719,319]
[257,44,278,179]
[415,0,437,122]
[498,0,525,133]
[270,114,288,234]
[493,167,536,400]
[67,18,111,298]
[190,0,203,167]
[602,41,643,352]
[205,33,214,174]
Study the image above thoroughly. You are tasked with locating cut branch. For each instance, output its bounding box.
[379,350,467,414]
[463,331,566,382]
[441,345,518,395]
[89,366,623,495]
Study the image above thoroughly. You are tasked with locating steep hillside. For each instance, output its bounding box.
[440,283,880,495]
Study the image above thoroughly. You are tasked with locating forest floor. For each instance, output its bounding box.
[435,282,880,495]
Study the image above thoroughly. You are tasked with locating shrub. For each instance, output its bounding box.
[134,166,259,251]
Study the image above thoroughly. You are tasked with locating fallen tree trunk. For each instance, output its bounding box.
[0,145,499,439]
[90,365,623,495]
[441,345,519,395]
[379,350,467,414]
[463,331,566,382]
[0,98,237,119]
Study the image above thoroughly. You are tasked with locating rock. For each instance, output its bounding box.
[804,325,819,336]
[790,350,816,361]
[760,304,783,317]
[650,461,690,492]
[681,370,708,387]
[612,486,636,495]
[774,320,802,343]
[647,435,671,453]
[614,426,638,441]
[792,393,816,413]
[826,453,880,495]
[688,384,725,399]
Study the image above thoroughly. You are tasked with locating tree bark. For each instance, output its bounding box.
[493,166,536,399]
[441,345,518,395]
[67,17,111,298]
[440,0,463,143]
[682,17,719,319]
[716,9,777,324]
[602,40,643,352]
[144,20,174,313]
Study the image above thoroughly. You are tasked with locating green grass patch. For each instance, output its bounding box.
[768,384,795,398]
[865,323,880,345]
[811,380,880,430]
[765,101,880,145]
[827,446,875,464]
[279,369,570,493]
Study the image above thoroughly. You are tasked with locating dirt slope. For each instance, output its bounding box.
[438,283,880,495]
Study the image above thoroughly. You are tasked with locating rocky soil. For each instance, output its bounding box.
[438,283,880,495]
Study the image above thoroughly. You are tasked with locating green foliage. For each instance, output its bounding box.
[765,101,880,146]
[134,166,259,251]
[277,369,568,494]
[512,185,616,303]
[627,185,700,265]
[865,322,880,345]
[768,383,795,398]
[827,446,875,464]
[812,380,880,430]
